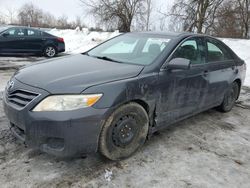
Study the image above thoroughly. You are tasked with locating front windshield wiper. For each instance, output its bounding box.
[93,56,122,63]
[82,52,89,56]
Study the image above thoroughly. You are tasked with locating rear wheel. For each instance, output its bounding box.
[99,103,149,161]
[218,82,239,112]
[44,46,57,57]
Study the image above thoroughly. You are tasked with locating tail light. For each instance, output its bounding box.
[57,37,64,42]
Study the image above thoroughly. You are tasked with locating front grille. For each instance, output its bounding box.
[6,89,39,108]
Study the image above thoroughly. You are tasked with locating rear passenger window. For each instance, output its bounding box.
[207,40,233,62]
[27,29,40,36]
[41,32,51,37]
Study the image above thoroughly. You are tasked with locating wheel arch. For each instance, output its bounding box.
[234,78,241,99]
[43,43,58,53]
[117,99,156,130]
[129,99,150,114]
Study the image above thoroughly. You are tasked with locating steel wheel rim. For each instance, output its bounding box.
[111,115,138,148]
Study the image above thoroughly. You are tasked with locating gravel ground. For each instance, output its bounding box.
[0,57,250,188]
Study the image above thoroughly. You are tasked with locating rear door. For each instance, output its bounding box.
[204,37,237,107]
[0,28,26,53]
[23,29,44,52]
[156,37,209,127]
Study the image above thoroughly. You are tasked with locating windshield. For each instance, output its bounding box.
[87,34,172,65]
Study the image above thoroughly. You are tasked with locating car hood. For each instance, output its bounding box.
[15,54,144,93]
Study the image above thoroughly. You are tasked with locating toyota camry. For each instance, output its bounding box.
[3,32,246,160]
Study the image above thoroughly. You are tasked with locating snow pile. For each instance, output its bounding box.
[221,38,250,87]
[104,169,113,182]
[48,28,250,86]
[48,28,120,54]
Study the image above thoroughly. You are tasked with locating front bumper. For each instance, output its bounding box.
[3,79,111,157]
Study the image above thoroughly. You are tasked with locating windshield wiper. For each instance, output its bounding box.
[82,52,89,56]
[94,56,122,63]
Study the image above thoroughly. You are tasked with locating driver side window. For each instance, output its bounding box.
[172,39,204,64]
[4,28,26,37]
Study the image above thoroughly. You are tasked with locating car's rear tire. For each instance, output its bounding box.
[99,102,149,161]
[218,82,239,112]
[44,45,57,58]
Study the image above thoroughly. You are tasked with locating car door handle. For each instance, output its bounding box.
[19,38,25,40]
[203,70,209,76]
[42,38,46,41]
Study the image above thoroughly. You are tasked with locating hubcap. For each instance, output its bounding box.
[46,47,56,57]
[112,115,138,147]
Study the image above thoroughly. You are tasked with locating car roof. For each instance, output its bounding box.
[130,31,211,39]
[0,25,42,31]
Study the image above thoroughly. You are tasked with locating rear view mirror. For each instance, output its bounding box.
[167,58,191,70]
[2,33,9,37]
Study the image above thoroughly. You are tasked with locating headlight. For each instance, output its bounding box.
[32,94,102,112]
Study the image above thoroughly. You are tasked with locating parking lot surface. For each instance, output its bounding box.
[0,57,250,188]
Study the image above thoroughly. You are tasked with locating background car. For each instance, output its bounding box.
[0,26,65,57]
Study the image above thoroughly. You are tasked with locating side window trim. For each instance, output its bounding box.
[163,36,205,67]
[2,28,16,37]
[27,29,41,37]
[161,37,194,69]
[3,28,27,37]
[205,37,234,63]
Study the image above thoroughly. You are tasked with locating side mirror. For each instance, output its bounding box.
[167,58,191,70]
[2,33,9,37]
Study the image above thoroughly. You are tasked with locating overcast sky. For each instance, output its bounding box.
[0,0,83,20]
[0,0,173,29]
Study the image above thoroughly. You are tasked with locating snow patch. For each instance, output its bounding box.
[104,169,113,182]
[48,28,120,54]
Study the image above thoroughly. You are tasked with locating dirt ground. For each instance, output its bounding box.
[0,57,250,188]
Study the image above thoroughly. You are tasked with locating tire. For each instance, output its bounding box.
[218,82,239,112]
[44,45,57,58]
[99,102,149,161]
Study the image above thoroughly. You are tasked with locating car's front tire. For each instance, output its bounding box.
[99,102,149,161]
[44,45,57,58]
[218,82,239,112]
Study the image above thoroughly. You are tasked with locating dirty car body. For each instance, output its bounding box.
[3,32,246,158]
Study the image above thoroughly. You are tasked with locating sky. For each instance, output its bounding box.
[0,0,173,29]
[0,0,84,21]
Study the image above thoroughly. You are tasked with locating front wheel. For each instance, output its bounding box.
[99,103,149,161]
[44,46,57,58]
[218,82,239,112]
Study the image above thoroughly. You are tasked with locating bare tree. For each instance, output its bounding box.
[0,11,6,24]
[167,0,224,33]
[57,15,69,29]
[75,16,86,29]
[237,0,249,38]
[80,0,146,32]
[41,13,57,28]
[18,3,44,27]
[212,0,242,38]
[145,0,152,31]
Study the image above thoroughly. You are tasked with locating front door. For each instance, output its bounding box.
[0,28,26,53]
[156,37,209,127]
